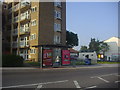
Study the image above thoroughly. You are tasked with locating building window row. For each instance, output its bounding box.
[54,10,61,19]
[54,1,61,7]
[54,35,61,44]
[30,34,36,40]
[30,49,36,54]
[31,20,37,26]
[54,23,61,32]
[31,6,37,12]
[9,4,37,13]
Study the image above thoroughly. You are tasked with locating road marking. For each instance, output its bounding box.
[115,74,120,77]
[97,77,109,83]
[35,84,42,90]
[43,80,68,84]
[115,81,120,83]
[1,83,38,88]
[91,73,118,78]
[73,80,81,88]
[37,84,42,88]
[86,86,97,89]
[1,80,68,89]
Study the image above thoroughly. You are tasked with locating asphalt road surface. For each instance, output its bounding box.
[2,65,120,89]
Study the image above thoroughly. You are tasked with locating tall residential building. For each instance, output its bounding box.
[3,1,66,63]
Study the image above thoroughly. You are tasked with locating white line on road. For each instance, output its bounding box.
[37,84,42,88]
[115,75,120,77]
[97,77,109,83]
[43,80,68,84]
[73,80,81,88]
[91,73,118,78]
[1,80,68,89]
[35,84,42,90]
[115,81,120,83]
[86,86,97,89]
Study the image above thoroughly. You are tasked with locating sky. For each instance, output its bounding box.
[66,2,118,50]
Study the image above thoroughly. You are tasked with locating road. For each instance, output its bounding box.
[1,64,120,89]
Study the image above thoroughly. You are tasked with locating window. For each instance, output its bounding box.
[30,34,36,40]
[54,35,61,44]
[30,49,36,54]
[54,0,61,7]
[31,6,37,12]
[31,20,37,26]
[54,10,61,19]
[54,23,61,31]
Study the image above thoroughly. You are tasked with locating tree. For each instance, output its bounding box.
[66,30,79,47]
[88,38,109,55]
[99,42,109,55]
[80,46,88,52]
[88,38,100,54]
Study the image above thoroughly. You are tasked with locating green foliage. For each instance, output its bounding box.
[88,38,100,54]
[88,38,109,54]
[2,54,24,67]
[99,42,109,53]
[24,61,40,67]
[80,46,88,52]
[66,30,79,47]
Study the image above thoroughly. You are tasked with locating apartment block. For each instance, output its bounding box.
[3,0,67,65]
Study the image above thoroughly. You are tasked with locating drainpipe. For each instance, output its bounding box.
[40,46,43,68]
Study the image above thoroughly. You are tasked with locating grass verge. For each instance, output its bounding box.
[97,61,120,64]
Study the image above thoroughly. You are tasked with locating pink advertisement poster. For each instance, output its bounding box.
[43,49,52,66]
[62,50,70,65]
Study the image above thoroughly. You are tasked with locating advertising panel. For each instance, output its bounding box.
[62,50,70,65]
[43,49,52,66]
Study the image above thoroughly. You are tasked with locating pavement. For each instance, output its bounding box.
[1,64,119,71]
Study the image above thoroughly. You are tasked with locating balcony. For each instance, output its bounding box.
[20,2,30,8]
[12,41,18,48]
[54,2,62,8]
[8,8,12,14]
[12,28,18,36]
[20,40,29,48]
[20,27,30,34]
[20,41,25,47]
[14,4,20,12]
[20,15,30,21]
[14,16,19,23]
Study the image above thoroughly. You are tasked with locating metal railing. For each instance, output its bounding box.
[20,15,30,21]
[20,2,30,8]
[20,40,29,47]
[14,16,19,22]
[20,27,30,34]
[14,4,20,11]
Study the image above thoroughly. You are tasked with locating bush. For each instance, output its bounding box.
[24,60,40,67]
[2,54,24,67]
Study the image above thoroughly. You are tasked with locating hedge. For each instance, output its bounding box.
[2,54,24,67]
